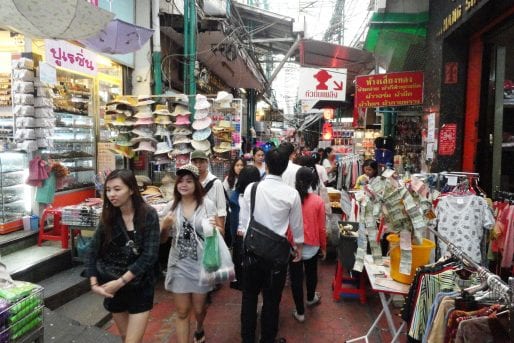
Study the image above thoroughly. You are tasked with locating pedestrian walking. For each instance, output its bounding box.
[251,146,267,179]
[228,165,261,290]
[239,148,304,343]
[86,169,160,343]
[289,167,327,323]
[191,150,227,235]
[160,164,218,343]
[223,156,246,197]
[279,142,301,188]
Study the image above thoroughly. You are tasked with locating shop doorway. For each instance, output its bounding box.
[478,21,514,194]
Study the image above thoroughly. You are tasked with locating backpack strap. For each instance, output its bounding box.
[204,178,217,193]
[250,182,259,218]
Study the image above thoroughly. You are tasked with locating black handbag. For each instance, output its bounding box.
[96,226,145,287]
[243,182,291,267]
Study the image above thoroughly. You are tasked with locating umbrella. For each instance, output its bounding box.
[79,19,154,55]
[0,0,114,40]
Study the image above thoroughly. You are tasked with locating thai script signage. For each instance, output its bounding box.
[438,123,457,156]
[354,71,424,108]
[298,67,347,102]
[45,40,97,76]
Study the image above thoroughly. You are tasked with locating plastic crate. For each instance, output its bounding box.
[0,284,44,343]
[61,205,101,227]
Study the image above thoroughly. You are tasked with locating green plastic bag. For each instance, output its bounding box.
[202,229,221,272]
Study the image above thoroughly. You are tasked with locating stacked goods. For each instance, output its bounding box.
[61,203,101,227]
[0,282,43,342]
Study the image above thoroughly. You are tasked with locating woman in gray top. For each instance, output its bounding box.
[160,164,217,343]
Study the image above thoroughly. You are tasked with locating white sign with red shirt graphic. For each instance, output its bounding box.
[298,67,347,102]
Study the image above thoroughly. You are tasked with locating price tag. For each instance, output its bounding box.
[447,176,458,186]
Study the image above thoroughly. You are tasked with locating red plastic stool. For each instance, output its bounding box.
[332,260,367,304]
[37,207,69,249]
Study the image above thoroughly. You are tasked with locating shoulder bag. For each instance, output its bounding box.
[96,224,146,288]
[243,182,291,267]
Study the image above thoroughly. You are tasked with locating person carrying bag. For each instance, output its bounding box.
[244,182,291,268]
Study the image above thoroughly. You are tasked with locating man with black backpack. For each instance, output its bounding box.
[190,150,229,240]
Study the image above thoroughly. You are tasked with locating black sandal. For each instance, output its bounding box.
[193,330,205,343]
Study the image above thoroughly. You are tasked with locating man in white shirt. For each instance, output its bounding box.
[191,150,227,230]
[239,148,304,343]
[279,142,301,188]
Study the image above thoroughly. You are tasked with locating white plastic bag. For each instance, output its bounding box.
[199,229,235,287]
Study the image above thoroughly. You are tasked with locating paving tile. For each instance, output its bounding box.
[104,259,409,342]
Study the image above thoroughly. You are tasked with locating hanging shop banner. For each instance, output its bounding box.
[298,67,347,102]
[354,71,424,108]
[438,123,457,156]
[45,39,97,76]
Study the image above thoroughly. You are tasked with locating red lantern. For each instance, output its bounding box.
[322,122,333,140]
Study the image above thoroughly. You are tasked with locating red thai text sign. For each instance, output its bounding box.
[438,123,457,156]
[354,71,424,108]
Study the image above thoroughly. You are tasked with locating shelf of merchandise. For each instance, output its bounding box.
[0,152,27,234]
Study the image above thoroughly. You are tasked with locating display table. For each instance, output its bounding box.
[346,255,410,343]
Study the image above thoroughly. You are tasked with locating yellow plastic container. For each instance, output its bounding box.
[386,234,435,284]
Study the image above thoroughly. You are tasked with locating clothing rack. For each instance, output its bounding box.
[427,227,511,303]
[494,190,514,201]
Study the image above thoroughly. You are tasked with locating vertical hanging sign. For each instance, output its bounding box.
[438,123,457,156]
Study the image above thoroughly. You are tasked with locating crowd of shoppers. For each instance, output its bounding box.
[88,142,355,343]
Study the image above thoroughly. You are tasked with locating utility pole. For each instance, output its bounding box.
[184,0,197,113]
[323,0,345,45]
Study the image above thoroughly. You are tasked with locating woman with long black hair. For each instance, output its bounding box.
[289,167,327,323]
[86,169,160,343]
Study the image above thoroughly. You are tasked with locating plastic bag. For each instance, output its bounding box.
[199,229,235,287]
[202,228,221,272]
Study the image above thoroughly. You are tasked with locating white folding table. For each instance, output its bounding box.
[346,255,410,343]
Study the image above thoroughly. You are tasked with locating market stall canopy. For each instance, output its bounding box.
[232,2,295,56]
[79,19,154,55]
[0,0,114,40]
[161,26,267,91]
[363,12,428,71]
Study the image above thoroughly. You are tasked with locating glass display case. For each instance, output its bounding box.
[0,71,13,149]
[43,71,96,192]
[0,152,27,234]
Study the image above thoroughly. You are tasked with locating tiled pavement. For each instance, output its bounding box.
[106,259,408,342]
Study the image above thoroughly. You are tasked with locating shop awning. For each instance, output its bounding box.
[161,26,267,91]
[363,12,428,71]
[232,2,295,56]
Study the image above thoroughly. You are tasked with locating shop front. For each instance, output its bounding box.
[0,34,126,233]
[425,0,514,194]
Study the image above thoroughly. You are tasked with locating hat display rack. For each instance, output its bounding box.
[105,92,242,182]
[104,94,194,183]
[210,91,241,158]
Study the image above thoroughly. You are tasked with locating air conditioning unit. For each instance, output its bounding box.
[203,0,228,17]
